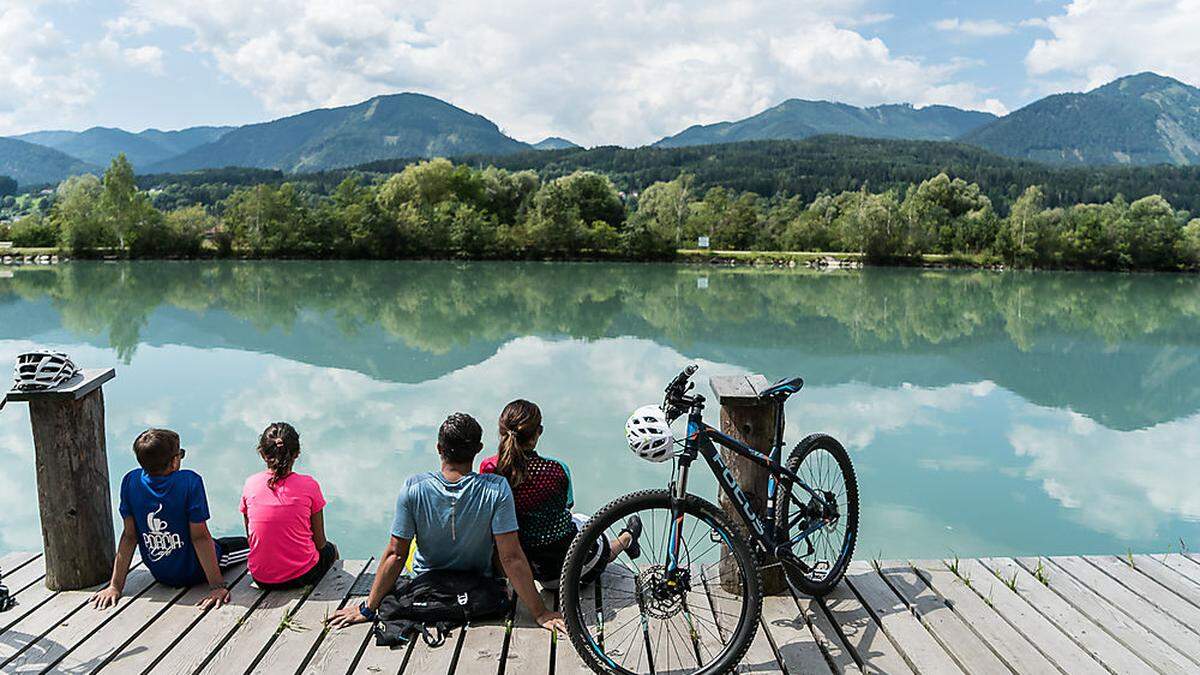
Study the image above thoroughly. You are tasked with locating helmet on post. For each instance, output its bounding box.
[13,351,79,392]
[625,405,674,463]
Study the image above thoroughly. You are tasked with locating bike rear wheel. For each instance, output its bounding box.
[561,489,762,675]
[776,433,859,597]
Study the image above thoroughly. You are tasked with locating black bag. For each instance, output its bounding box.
[374,570,511,648]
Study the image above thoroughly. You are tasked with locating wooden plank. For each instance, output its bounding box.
[844,562,962,674]
[1015,556,1194,675]
[303,561,379,675]
[503,593,552,675]
[249,559,370,674]
[0,569,154,669]
[593,569,650,673]
[1155,553,1200,589]
[1129,555,1200,610]
[0,562,56,636]
[456,618,507,675]
[796,594,860,674]
[874,563,1003,674]
[819,575,913,674]
[551,586,594,675]
[101,565,248,674]
[699,563,780,674]
[913,560,1056,673]
[1088,555,1200,629]
[954,558,1099,675]
[1046,556,1200,667]
[147,570,267,674]
[399,622,460,675]
[350,637,412,675]
[190,582,311,674]
[1,557,46,598]
[759,594,828,674]
[0,553,39,577]
[688,565,762,672]
[46,575,191,673]
[981,558,1154,675]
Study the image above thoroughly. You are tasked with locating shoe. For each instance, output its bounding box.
[619,515,643,560]
[0,584,14,613]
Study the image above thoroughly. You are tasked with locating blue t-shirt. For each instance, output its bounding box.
[119,468,216,587]
[391,471,518,576]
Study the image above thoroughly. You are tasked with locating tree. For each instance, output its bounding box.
[52,174,111,254]
[629,175,693,249]
[527,178,587,253]
[0,175,17,198]
[838,188,904,260]
[8,214,58,247]
[996,185,1047,266]
[554,171,625,229]
[1180,219,1200,268]
[101,154,161,252]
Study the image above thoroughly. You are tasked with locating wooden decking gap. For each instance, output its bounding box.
[1,552,1198,673]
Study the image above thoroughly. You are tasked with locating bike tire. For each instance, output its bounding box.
[776,433,859,597]
[560,489,762,675]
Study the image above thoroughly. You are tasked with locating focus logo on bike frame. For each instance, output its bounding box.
[711,450,766,537]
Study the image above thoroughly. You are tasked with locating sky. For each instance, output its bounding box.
[3,0,1200,146]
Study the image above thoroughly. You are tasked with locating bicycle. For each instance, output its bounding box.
[560,364,859,674]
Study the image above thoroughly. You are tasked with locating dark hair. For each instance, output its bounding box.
[257,422,301,488]
[438,412,483,464]
[134,428,180,475]
[496,400,542,487]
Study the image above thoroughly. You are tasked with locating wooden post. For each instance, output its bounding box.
[6,368,117,590]
[709,374,787,595]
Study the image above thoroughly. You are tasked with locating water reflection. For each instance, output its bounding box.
[1,261,1198,558]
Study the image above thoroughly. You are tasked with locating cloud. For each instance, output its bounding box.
[934,18,1014,37]
[1025,0,1200,91]
[118,0,1004,146]
[0,1,96,134]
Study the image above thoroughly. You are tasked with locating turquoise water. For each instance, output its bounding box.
[1,261,1198,560]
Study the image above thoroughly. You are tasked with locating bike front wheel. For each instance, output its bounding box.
[560,490,763,675]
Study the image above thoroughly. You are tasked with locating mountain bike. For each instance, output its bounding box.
[560,365,859,674]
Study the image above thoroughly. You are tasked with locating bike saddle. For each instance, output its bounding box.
[759,376,804,400]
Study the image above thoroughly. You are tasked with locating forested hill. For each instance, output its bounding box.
[0,137,99,187]
[655,100,996,147]
[14,126,231,169]
[149,93,531,174]
[964,72,1200,166]
[348,135,1200,214]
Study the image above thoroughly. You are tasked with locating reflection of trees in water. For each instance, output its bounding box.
[4,262,1200,428]
[6,261,1200,355]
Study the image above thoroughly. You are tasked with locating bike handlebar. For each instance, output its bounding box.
[663,364,699,420]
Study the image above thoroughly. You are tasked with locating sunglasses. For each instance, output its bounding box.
[177,448,187,460]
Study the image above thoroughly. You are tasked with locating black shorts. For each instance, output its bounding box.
[527,531,609,586]
[253,541,339,590]
[215,536,249,570]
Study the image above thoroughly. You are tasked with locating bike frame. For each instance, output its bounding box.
[664,397,832,574]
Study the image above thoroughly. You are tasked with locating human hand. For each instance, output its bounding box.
[327,604,369,629]
[536,610,567,633]
[92,585,121,610]
[199,586,231,610]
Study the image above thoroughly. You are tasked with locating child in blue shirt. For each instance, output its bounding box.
[92,428,248,610]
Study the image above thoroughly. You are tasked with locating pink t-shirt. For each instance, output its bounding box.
[239,471,326,584]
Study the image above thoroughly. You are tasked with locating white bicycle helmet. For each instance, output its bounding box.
[13,351,79,392]
[626,405,674,463]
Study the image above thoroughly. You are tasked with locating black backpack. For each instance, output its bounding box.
[374,569,512,648]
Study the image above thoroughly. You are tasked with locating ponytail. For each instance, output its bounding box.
[496,400,542,488]
[257,421,301,488]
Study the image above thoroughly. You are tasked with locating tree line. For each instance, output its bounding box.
[2,153,1198,270]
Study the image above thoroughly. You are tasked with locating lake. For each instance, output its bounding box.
[1,261,1198,560]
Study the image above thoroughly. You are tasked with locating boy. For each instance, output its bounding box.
[92,428,249,610]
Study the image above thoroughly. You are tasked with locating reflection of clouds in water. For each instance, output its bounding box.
[1009,409,1200,540]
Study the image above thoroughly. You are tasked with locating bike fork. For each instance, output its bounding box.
[667,461,690,574]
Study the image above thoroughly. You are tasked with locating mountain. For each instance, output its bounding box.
[12,126,233,169]
[532,136,580,150]
[962,72,1200,165]
[654,99,997,148]
[150,93,531,173]
[0,137,98,187]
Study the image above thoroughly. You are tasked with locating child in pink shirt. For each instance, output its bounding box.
[240,422,338,588]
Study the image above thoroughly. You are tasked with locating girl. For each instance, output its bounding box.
[481,400,641,587]
[240,422,338,589]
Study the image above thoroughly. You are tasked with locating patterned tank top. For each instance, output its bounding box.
[480,452,575,549]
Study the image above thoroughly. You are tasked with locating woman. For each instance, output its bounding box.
[240,422,338,588]
[481,400,640,586]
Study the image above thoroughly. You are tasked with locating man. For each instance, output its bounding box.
[328,412,566,631]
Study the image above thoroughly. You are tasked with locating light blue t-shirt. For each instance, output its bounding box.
[391,471,518,576]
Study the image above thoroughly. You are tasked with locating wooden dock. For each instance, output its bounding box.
[3,551,1200,673]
